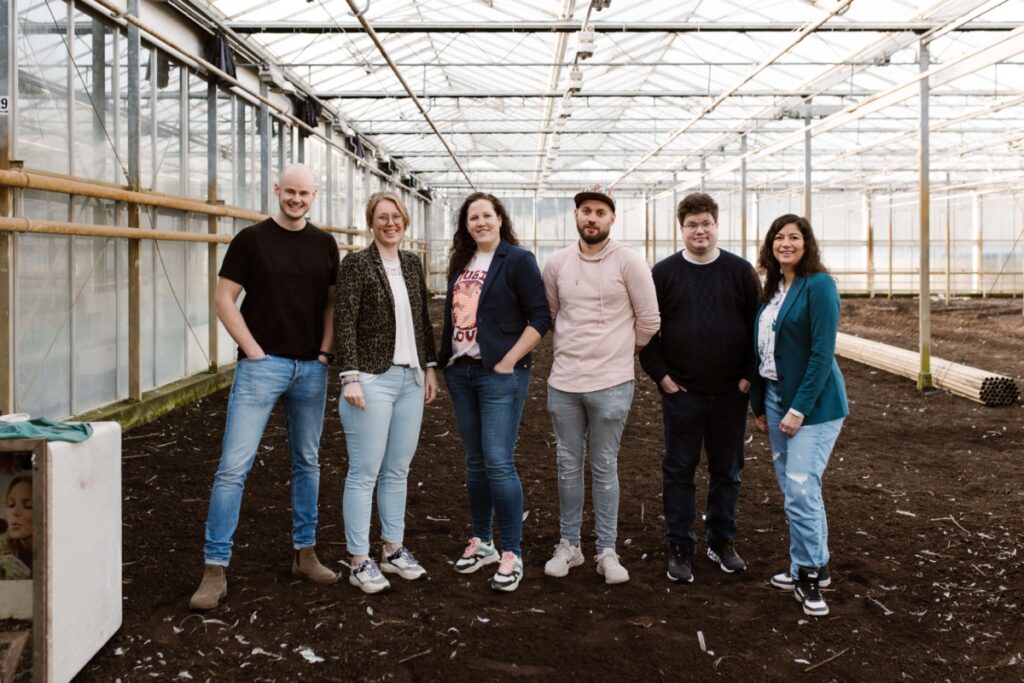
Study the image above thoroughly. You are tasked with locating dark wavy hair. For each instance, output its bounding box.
[677,192,719,224]
[2,474,32,569]
[447,192,520,280]
[757,214,829,303]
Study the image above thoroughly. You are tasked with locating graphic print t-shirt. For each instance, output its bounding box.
[450,250,495,363]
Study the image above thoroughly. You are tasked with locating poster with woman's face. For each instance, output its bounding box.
[0,452,33,580]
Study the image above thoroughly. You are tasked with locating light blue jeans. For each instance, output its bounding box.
[764,381,844,579]
[339,365,424,556]
[547,381,634,552]
[204,355,328,566]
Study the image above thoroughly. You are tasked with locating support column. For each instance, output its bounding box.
[699,156,706,193]
[344,155,354,247]
[671,172,678,254]
[973,194,983,297]
[207,81,219,371]
[532,190,538,255]
[887,191,894,300]
[259,83,270,214]
[803,111,812,221]
[643,193,651,265]
[127,0,142,401]
[325,125,333,226]
[944,172,951,305]
[917,43,932,391]
[740,133,748,262]
[865,193,874,298]
[0,0,14,412]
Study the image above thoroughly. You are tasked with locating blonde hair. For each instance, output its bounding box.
[365,192,410,232]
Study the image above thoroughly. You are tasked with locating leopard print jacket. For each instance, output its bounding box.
[334,243,438,374]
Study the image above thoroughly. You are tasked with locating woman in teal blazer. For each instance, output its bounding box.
[750,214,848,619]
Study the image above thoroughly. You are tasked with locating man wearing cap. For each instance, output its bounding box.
[639,192,760,584]
[541,184,660,585]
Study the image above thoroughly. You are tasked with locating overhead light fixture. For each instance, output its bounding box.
[566,67,583,94]
[590,0,611,9]
[558,98,574,119]
[575,29,595,60]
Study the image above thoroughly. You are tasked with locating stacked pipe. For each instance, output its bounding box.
[835,332,1020,407]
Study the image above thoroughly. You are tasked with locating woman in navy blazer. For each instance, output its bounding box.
[440,192,551,593]
[750,214,848,618]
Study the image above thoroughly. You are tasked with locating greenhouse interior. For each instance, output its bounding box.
[2,0,1022,420]
[1,0,1023,679]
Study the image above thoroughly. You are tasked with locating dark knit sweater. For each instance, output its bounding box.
[639,249,761,394]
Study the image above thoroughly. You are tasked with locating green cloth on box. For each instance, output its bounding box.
[0,418,94,442]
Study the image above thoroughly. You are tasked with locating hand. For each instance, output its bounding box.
[754,414,767,433]
[738,379,751,394]
[493,359,516,375]
[779,411,804,437]
[317,356,328,366]
[424,368,438,404]
[245,346,266,361]
[659,375,685,394]
[343,381,366,411]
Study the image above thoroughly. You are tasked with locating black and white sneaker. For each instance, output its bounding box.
[349,558,391,594]
[381,546,427,580]
[707,542,746,573]
[794,567,829,617]
[770,564,831,590]
[666,543,694,583]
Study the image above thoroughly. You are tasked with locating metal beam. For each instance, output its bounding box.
[0,0,12,412]
[127,0,142,401]
[317,89,889,100]
[207,80,219,371]
[226,20,1022,34]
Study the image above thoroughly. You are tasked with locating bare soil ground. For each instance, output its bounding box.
[54,297,1024,681]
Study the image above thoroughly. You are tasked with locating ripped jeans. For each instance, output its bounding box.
[548,381,634,552]
[764,381,844,579]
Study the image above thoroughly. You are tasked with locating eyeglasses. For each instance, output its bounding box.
[682,221,717,231]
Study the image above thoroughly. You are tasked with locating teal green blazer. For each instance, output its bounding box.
[750,272,849,425]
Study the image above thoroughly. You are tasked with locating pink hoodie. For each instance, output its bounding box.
[543,239,660,393]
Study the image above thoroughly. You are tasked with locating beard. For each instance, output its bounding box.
[577,224,609,245]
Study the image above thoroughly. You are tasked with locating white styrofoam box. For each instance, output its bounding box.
[45,421,122,683]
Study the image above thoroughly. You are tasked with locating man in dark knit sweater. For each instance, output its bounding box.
[639,192,760,584]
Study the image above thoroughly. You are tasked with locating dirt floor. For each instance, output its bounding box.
[44,297,1021,681]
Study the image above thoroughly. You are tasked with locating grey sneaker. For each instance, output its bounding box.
[544,539,584,578]
[381,547,427,580]
[454,537,500,574]
[349,558,390,594]
[666,543,693,583]
[707,542,746,573]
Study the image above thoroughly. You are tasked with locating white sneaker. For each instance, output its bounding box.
[381,546,427,580]
[595,548,629,585]
[349,558,391,594]
[491,552,524,593]
[544,538,585,578]
[454,537,500,574]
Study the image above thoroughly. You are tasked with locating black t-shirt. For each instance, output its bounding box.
[219,218,339,360]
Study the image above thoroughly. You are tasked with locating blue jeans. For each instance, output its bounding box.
[764,381,844,578]
[339,365,424,556]
[203,355,328,565]
[547,381,634,552]
[661,389,748,552]
[444,364,530,557]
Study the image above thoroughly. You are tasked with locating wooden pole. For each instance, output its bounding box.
[917,42,933,391]
[865,193,874,298]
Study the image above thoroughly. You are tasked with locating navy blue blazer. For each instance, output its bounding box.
[439,240,551,371]
[750,272,849,425]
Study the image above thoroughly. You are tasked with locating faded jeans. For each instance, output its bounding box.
[444,364,530,557]
[764,381,844,578]
[339,365,424,556]
[547,381,634,552]
[203,355,328,566]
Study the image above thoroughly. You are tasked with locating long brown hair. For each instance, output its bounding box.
[446,192,519,280]
[757,214,829,303]
[2,474,32,569]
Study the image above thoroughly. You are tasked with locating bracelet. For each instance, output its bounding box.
[341,377,360,386]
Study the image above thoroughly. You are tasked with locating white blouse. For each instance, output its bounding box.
[757,282,788,381]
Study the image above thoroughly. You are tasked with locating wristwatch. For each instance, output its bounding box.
[318,351,335,364]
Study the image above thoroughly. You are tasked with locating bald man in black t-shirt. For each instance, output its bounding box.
[190,164,340,610]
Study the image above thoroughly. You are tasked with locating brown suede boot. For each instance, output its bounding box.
[292,547,338,585]
[189,564,227,610]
